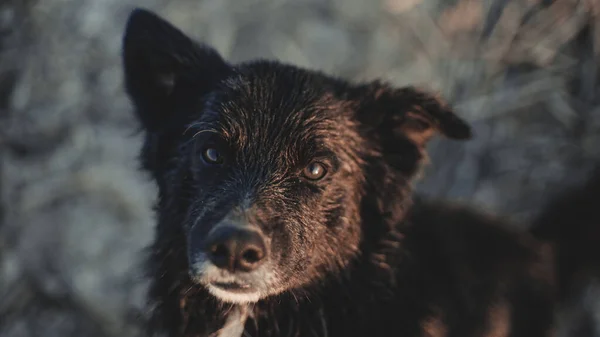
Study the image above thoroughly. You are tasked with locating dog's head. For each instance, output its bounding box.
[122,8,471,304]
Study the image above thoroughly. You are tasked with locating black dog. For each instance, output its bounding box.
[530,168,600,337]
[122,8,559,337]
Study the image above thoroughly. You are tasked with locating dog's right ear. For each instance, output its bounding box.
[122,8,230,132]
[351,82,471,176]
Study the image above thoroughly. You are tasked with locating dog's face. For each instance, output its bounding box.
[122,9,471,304]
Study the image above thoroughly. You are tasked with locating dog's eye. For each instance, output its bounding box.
[201,147,224,165]
[303,162,327,180]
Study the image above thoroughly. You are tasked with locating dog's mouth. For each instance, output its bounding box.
[206,280,263,303]
[189,260,268,303]
[210,281,255,293]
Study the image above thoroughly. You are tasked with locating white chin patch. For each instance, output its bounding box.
[207,284,262,304]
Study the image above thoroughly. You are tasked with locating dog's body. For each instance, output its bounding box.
[531,168,600,302]
[530,168,600,337]
[121,9,583,337]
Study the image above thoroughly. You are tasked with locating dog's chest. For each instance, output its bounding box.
[215,306,248,337]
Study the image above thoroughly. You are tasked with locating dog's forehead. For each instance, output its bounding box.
[220,63,333,120]
[203,63,353,149]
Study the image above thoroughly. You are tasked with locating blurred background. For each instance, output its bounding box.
[0,0,598,336]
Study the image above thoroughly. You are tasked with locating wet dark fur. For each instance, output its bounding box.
[123,8,559,337]
[531,168,600,300]
[530,168,600,337]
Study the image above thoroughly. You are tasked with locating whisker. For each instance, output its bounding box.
[192,128,220,139]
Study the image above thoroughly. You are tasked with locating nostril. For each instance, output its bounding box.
[211,244,229,259]
[208,243,231,269]
[241,247,263,265]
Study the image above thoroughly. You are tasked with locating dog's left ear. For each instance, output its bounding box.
[354,83,471,148]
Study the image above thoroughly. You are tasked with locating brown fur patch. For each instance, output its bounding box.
[421,315,447,337]
[484,302,511,337]
[399,109,437,148]
[529,241,557,288]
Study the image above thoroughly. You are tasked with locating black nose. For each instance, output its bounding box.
[204,226,267,272]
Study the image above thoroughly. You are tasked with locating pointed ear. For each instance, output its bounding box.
[355,83,471,147]
[122,8,230,132]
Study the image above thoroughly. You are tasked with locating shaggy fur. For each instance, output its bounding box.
[530,168,600,337]
[122,8,559,337]
[531,167,600,300]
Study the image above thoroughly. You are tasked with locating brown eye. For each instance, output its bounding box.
[303,162,327,180]
[202,148,224,165]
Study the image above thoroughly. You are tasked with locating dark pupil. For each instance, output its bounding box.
[205,148,220,163]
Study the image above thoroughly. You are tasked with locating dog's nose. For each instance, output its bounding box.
[204,226,267,272]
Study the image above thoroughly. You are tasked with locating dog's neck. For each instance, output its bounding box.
[215,306,248,337]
